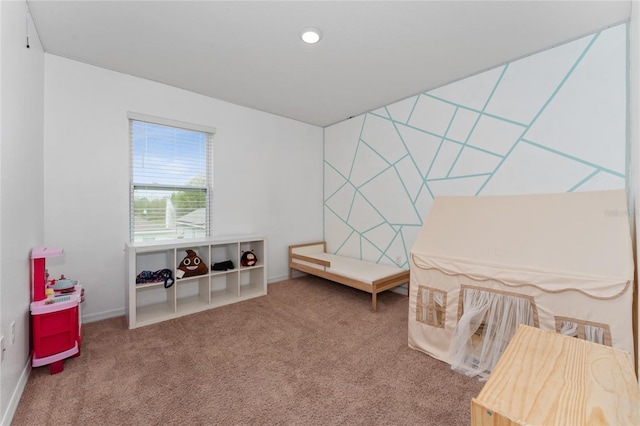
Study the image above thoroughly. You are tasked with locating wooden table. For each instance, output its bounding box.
[471,325,640,425]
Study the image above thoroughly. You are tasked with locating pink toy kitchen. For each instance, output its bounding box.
[30,247,85,374]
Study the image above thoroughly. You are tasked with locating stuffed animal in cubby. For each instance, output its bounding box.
[240,250,257,267]
[177,249,208,278]
[211,260,234,271]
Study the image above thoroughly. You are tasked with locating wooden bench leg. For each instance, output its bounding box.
[372,292,377,312]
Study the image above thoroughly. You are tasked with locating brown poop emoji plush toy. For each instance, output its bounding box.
[177,249,208,279]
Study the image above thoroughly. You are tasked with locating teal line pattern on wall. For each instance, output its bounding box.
[446,64,509,178]
[475,32,599,195]
[368,110,507,158]
[323,24,627,268]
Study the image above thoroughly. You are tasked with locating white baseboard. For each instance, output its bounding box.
[267,273,297,283]
[1,357,31,426]
[391,283,410,296]
[269,273,409,296]
[82,307,125,324]
[269,270,308,283]
[83,271,390,323]
[289,270,308,280]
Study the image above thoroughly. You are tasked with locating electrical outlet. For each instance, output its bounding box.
[10,321,15,345]
[0,336,5,362]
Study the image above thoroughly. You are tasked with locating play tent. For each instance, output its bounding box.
[408,189,634,378]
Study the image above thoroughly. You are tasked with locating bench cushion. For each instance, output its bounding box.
[303,253,406,285]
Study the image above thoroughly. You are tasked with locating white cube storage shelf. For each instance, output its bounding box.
[125,235,266,329]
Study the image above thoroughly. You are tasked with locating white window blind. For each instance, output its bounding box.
[129,114,214,242]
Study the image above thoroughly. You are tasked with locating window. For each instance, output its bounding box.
[450,286,538,378]
[129,113,215,242]
[416,286,446,328]
[555,316,611,346]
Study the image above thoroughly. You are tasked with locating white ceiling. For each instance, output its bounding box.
[27,1,631,127]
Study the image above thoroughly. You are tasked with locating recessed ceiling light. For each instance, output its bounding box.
[301,28,322,44]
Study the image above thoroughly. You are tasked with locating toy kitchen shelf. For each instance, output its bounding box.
[125,235,266,329]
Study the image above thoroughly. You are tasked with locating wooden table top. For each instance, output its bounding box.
[472,325,640,425]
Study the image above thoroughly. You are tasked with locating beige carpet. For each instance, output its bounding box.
[13,276,483,425]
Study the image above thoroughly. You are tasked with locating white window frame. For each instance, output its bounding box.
[128,112,216,242]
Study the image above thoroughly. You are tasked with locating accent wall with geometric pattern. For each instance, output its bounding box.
[323,23,627,268]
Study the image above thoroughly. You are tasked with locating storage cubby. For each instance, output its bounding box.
[177,275,210,313]
[210,242,239,271]
[126,235,266,329]
[240,268,266,298]
[135,284,176,324]
[136,249,174,283]
[175,245,209,281]
[210,274,238,306]
[240,240,264,268]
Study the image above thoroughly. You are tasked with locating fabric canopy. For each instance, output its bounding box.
[411,190,634,299]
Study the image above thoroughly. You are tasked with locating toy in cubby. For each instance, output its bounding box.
[176,249,208,278]
[240,250,257,267]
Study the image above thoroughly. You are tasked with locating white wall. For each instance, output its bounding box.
[631,1,640,379]
[43,55,323,322]
[0,1,45,423]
